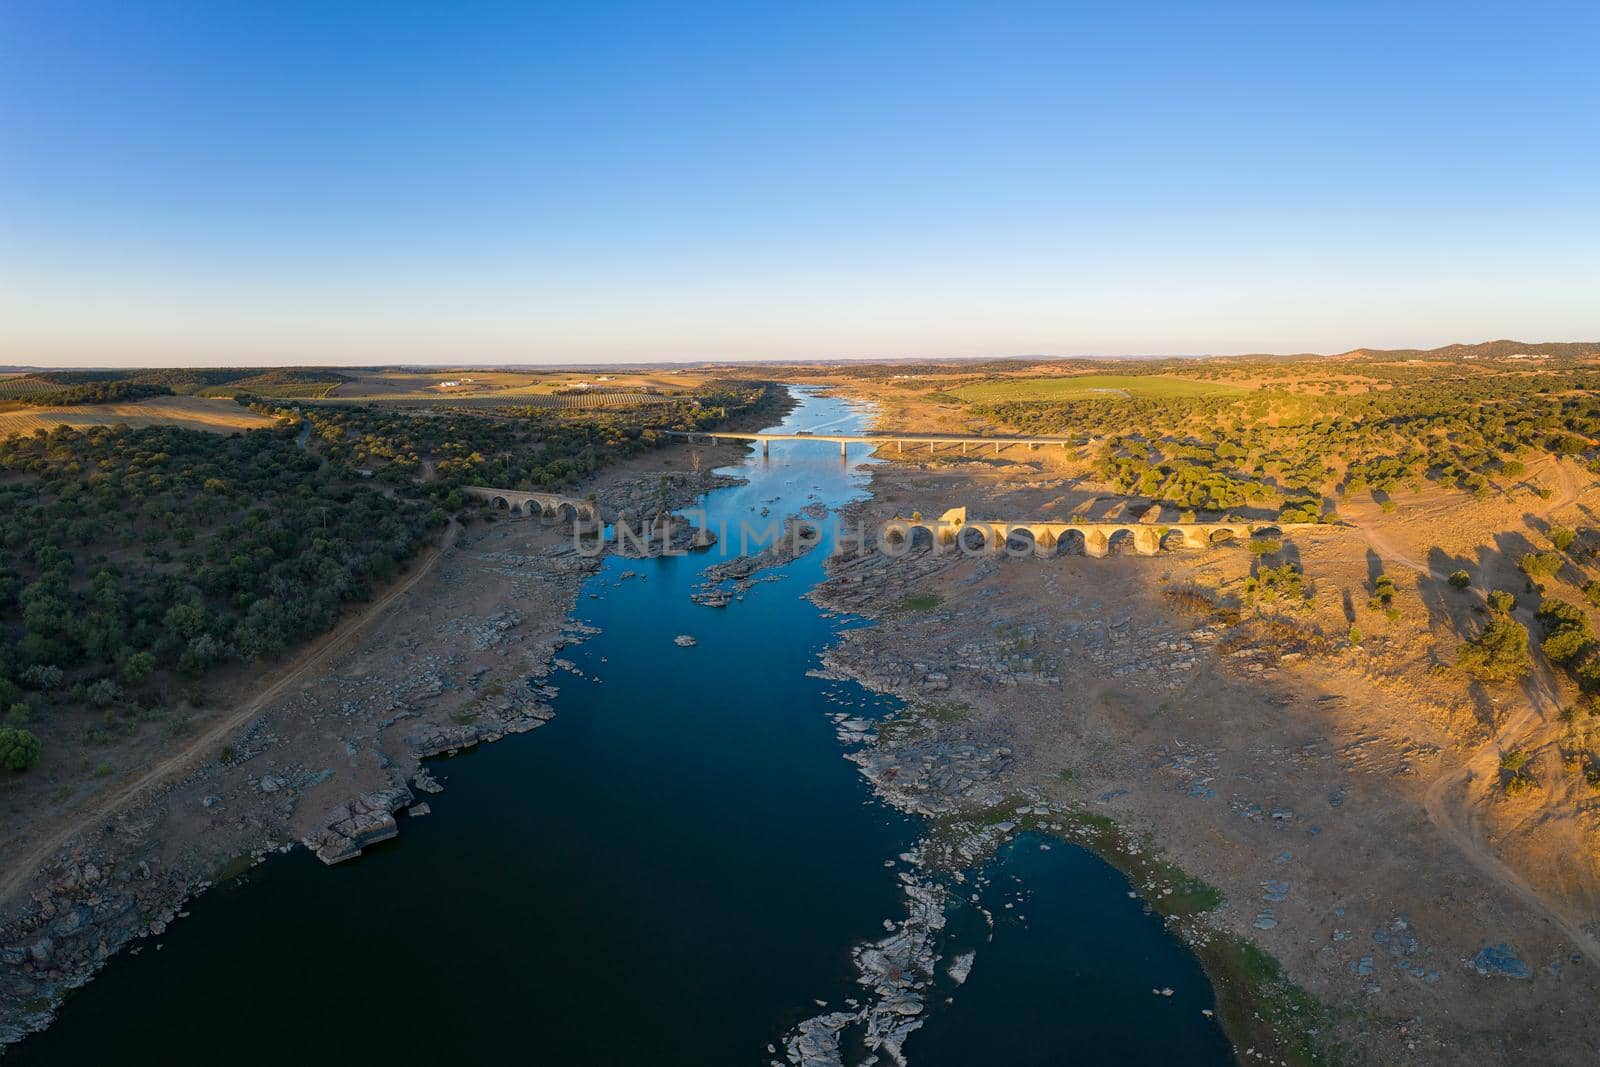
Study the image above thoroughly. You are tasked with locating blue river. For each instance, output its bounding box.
[11,388,1232,1065]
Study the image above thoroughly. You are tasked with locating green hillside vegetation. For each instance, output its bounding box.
[13,368,351,400]
[0,380,777,773]
[968,364,1600,514]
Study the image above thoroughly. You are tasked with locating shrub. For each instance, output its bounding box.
[20,664,64,691]
[1500,749,1538,795]
[86,679,122,708]
[1457,619,1533,681]
[1488,589,1517,614]
[1248,537,1282,556]
[1537,598,1587,629]
[1543,627,1590,664]
[1447,570,1471,589]
[1537,598,1594,664]
[1244,562,1308,606]
[1585,581,1600,608]
[120,652,156,686]
[0,726,42,771]
[1278,501,1319,524]
[1578,653,1600,692]
[1520,552,1563,579]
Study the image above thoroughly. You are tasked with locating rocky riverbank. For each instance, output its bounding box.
[778,442,1600,1066]
[0,446,752,1051]
[692,512,823,606]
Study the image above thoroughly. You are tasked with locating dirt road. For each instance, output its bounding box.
[1353,459,1600,966]
[0,521,461,911]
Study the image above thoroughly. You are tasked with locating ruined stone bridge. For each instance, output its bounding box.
[883,507,1307,558]
[461,486,599,523]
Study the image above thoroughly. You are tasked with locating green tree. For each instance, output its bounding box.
[1520,552,1563,579]
[1457,619,1533,682]
[0,726,41,771]
[120,651,156,685]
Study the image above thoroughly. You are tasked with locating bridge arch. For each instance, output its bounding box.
[957,523,991,553]
[1105,528,1137,556]
[1004,527,1037,557]
[1053,528,1087,556]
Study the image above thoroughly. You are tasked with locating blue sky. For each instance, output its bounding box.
[2,1,1598,365]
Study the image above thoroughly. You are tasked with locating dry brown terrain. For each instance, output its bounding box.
[803,383,1600,1064]
[0,395,279,437]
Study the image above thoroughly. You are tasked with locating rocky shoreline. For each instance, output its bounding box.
[0,446,756,1051]
[769,478,1266,1066]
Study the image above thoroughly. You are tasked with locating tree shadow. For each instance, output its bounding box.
[1422,546,1478,640]
[1465,679,1504,734]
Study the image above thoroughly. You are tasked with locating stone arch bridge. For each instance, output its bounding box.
[882,507,1307,558]
[462,486,599,524]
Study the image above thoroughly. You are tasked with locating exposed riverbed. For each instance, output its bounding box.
[8,388,1231,1064]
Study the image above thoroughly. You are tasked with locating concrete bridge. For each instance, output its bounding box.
[665,429,1080,458]
[461,486,599,523]
[882,507,1306,558]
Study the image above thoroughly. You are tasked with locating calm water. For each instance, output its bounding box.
[13,389,1231,1065]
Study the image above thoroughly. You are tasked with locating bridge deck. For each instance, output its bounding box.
[666,430,1080,445]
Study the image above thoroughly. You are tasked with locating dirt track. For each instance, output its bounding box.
[0,521,460,912]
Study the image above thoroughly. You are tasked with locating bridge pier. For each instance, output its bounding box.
[762,440,769,458]
[840,440,847,458]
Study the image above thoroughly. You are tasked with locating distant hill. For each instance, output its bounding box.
[1331,339,1600,361]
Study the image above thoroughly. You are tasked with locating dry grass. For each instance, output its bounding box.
[0,396,279,437]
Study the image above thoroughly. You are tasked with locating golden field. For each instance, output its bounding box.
[0,395,281,437]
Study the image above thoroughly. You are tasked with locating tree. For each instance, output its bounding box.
[1551,526,1577,552]
[1520,552,1563,579]
[1457,619,1533,682]
[1488,589,1517,614]
[120,651,156,685]
[1544,628,1590,664]
[0,726,41,771]
[1448,570,1471,589]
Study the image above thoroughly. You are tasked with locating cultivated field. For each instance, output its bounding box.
[329,368,711,400]
[0,375,61,400]
[951,373,1248,403]
[0,395,280,436]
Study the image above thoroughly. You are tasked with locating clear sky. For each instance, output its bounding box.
[2,1,1598,366]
